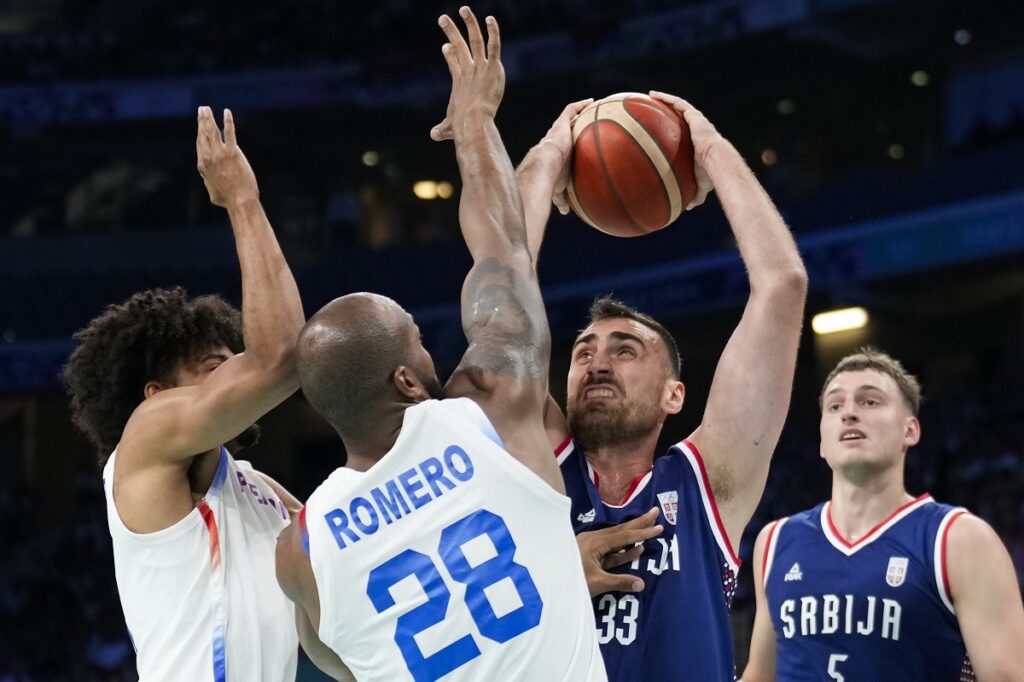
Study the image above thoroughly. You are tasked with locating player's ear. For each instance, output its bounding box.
[663,380,684,415]
[903,416,921,448]
[143,380,165,399]
[393,365,429,402]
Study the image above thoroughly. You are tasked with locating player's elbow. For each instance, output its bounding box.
[754,265,808,310]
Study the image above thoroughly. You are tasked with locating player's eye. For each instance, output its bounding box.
[576,350,593,361]
[617,347,636,357]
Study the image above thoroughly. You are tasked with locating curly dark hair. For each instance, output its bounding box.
[63,287,243,464]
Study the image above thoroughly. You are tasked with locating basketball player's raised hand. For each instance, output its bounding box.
[196,106,259,209]
[539,99,593,215]
[430,6,503,142]
[648,91,716,209]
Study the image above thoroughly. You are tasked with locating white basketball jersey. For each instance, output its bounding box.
[103,448,298,681]
[304,398,606,682]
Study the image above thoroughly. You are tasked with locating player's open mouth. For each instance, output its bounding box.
[840,430,865,441]
[585,387,616,399]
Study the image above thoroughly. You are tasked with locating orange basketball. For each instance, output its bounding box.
[567,93,698,237]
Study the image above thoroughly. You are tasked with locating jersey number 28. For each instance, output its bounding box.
[366,509,543,682]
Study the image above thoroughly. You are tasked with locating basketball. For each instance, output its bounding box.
[567,93,698,237]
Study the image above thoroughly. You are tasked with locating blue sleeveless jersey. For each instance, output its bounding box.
[559,438,739,682]
[762,495,976,681]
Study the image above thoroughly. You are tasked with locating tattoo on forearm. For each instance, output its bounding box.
[460,257,549,379]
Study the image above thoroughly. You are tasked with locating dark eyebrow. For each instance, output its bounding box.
[825,384,885,398]
[609,331,646,347]
[572,333,597,349]
[572,331,647,349]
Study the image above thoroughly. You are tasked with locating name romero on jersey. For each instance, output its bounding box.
[323,445,475,550]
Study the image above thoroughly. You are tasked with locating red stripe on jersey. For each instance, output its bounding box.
[197,499,221,568]
[684,439,741,568]
[554,435,572,457]
[762,520,781,585]
[826,493,932,548]
[941,510,968,604]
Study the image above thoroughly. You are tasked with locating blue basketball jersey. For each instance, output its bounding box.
[763,494,976,681]
[559,438,739,682]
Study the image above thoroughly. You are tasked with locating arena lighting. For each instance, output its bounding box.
[761,148,778,166]
[413,180,439,200]
[910,70,930,86]
[776,98,796,115]
[436,181,454,199]
[361,150,379,167]
[812,307,869,335]
[954,29,972,45]
[888,143,906,160]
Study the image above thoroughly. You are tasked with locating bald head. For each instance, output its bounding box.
[296,293,439,439]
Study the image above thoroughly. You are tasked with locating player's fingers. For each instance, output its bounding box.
[552,188,570,215]
[593,571,645,596]
[593,509,663,552]
[438,14,469,66]
[196,107,213,166]
[594,526,662,555]
[430,119,453,142]
[441,43,461,79]
[459,7,485,61]
[602,544,644,570]
[562,98,593,119]
[485,15,500,63]
[201,106,222,149]
[223,109,237,148]
[649,90,693,114]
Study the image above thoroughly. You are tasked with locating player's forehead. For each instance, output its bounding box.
[574,317,662,347]
[823,369,899,399]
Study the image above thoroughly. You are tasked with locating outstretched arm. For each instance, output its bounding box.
[435,8,560,489]
[651,93,808,549]
[947,514,1024,681]
[514,100,592,449]
[120,108,304,465]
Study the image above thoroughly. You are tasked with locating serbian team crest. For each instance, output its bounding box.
[886,556,909,587]
[657,491,679,525]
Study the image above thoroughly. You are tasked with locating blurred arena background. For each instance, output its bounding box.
[0,0,1022,678]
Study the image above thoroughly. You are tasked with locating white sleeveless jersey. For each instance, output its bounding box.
[103,447,298,681]
[304,398,606,682]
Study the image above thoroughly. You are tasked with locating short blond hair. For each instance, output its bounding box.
[820,347,922,415]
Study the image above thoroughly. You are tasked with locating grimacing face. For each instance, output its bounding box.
[566,317,683,450]
[819,368,920,478]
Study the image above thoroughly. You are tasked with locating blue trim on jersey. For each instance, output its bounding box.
[299,506,311,556]
[212,623,226,682]
[208,447,229,496]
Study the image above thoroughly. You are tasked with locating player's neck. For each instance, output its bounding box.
[341,409,407,472]
[829,470,914,543]
[583,434,657,505]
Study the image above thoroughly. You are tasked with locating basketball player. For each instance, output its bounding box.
[509,93,809,680]
[63,107,304,681]
[274,8,605,681]
[742,349,1024,681]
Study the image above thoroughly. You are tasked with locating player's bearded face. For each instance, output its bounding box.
[567,369,664,450]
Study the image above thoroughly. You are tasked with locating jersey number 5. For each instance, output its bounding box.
[366,509,543,682]
[828,653,849,681]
